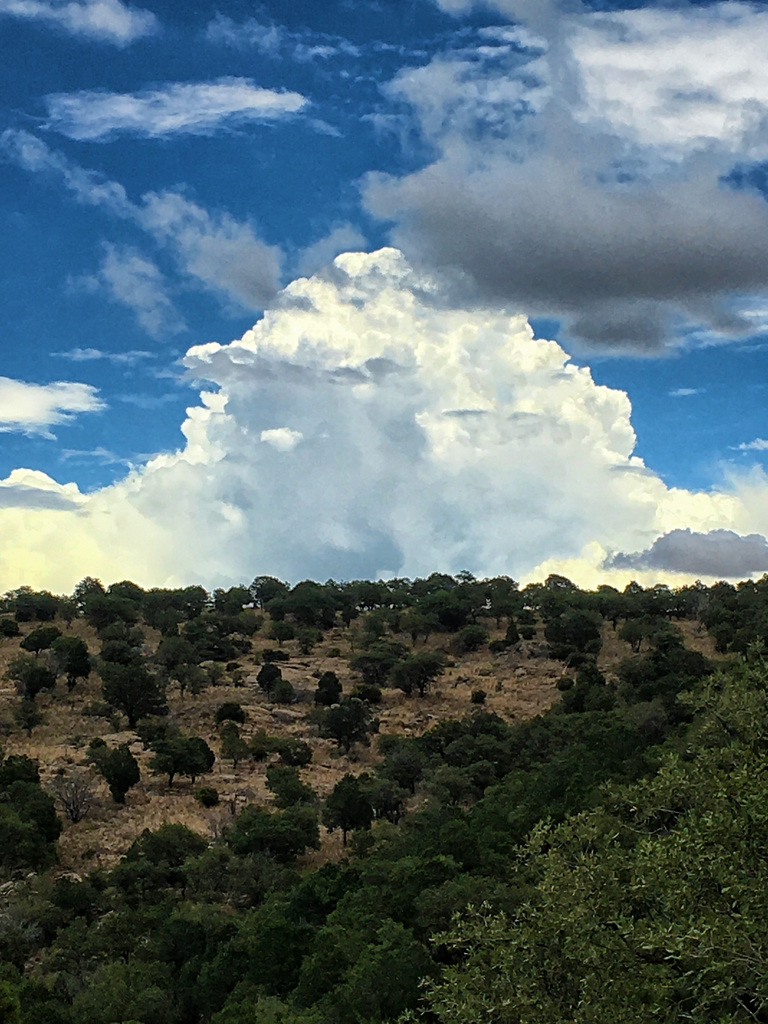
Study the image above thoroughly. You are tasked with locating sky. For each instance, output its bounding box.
[3,0,768,592]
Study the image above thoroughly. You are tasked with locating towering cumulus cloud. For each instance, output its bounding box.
[0,250,759,592]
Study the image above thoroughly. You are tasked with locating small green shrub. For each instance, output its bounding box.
[215,701,246,725]
[195,787,220,808]
[351,682,383,704]
[271,678,296,704]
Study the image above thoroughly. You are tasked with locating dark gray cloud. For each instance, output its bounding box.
[608,528,768,577]
[363,3,768,351]
[365,150,768,352]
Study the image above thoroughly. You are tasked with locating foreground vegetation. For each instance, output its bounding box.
[1,571,768,1022]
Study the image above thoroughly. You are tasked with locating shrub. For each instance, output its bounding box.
[271,678,296,704]
[215,701,246,725]
[350,682,383,704]
[453,625,490,653]
[275,737,313,767]
[314,670,342,706]
[87,741,140,804]
[262,649,290,663]
[195,786,220,808]
[82,701,113,719]
[489,639,511,654]
[249,729,278,761]
[470,689,487,704]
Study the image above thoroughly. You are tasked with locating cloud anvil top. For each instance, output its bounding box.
[2,0,768,589]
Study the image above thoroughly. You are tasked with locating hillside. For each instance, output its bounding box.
[0,608,574,871]
[2,572,759,1024]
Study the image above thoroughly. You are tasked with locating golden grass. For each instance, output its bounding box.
[7,610,712,872]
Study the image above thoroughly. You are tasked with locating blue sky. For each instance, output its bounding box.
[3,0,768,591]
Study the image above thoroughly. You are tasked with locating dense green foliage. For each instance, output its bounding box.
[5,570,768,1023]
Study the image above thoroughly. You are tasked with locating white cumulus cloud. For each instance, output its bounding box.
[260,428,304,452]
[0,249,765,594]
[45,78,308,141]
[0,376,105,437]
[0,0,157,44]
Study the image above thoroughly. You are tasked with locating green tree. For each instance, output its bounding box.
[215,701,246,725]
[413,664,768,1024]
[269,621,295,646]
[322,773,374,846]
[380,741,425,794]
[351,641,408,688]
[87,740,140,803]
[220,722,250,768]
[52,634,91,690]
[0,755,61,870]
[11,586,58,622]
[321,697,375,754]
[13,697,42,735]
[6,654,57,699]
[390,651,445,697]
[452,624,489,653]
[101,661,168,727]
[150,736,215,787]
[314,671,342,706]
[257,662,283,695]
[227,805,320,864]
[266,765,316,808]
[250,575,289,608]
[20,624,61,655]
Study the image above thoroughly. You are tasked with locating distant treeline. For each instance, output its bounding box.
[4,569,768,654]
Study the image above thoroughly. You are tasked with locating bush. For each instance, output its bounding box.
[275,737,313,767]
[314,670,342,706]
[350,682,383,704]
[87,741,140,804]
[266,765,315,808]
[470,689,487,704]
[0,618,20,637]
[195,786,220,808]
[453,625,490,653]
[249,729,278,761]
[215,701,246,725]
[262,649,290,663]
[271,678,296,704]
[82,701,113,719]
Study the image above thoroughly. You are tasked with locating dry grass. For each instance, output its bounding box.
[4,611,717,873]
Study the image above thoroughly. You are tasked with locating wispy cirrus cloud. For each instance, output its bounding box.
[205,14,360,62]
[0,376,105,437]
[44,78,308,141]
[1,129,284,312]
[669,387,703,398]
[0,0,157,45]
[55,347,154,364]
[78,245,186,337]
